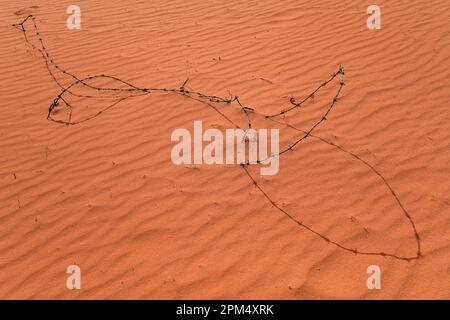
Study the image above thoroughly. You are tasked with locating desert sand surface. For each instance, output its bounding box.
[0,0,449,299]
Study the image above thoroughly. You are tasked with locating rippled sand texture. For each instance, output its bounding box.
[0,0,449,299]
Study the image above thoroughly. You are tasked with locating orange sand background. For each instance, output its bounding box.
[0,0,449,299]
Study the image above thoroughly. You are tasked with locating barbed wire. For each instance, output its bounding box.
[248,117,422,261]
[12,15,344,163]
[13,15,421,261]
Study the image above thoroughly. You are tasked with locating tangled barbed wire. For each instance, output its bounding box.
[13,15,421,261]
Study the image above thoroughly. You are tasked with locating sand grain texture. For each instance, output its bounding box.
[0,0,449,299]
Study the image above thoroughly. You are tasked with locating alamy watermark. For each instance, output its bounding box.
[66,5,81,30]
[367,5,381,30]
[171,121,280,175]
[66,264,81,290]
[366,265,381,290]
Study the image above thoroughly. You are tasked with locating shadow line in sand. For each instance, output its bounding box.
[13,15,421,261]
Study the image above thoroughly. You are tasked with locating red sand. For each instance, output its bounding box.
[0,1,449,299]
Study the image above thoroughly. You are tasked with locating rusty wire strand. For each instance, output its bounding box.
[13,15,421,261]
